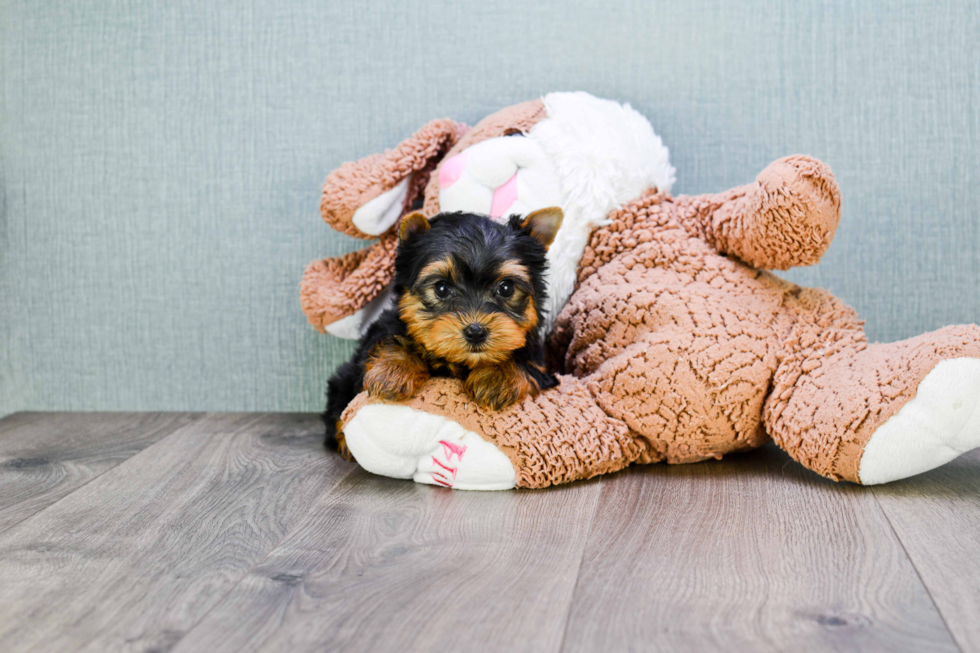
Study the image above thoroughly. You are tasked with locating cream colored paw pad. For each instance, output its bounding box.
[860,357,980,484]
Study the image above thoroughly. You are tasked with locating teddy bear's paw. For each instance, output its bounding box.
[859,357,980,484]
[342,403,517,491]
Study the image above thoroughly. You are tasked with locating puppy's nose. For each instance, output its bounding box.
[463,323,489,345]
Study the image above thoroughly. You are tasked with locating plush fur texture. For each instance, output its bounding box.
[323,211,559,456]
[307,92,980,489]
[340,180,980,488]
[529,92,676,332]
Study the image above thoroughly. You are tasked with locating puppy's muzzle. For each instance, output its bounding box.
[463,323,489,346]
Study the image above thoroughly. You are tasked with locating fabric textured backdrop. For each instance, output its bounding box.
[1,0,978,415]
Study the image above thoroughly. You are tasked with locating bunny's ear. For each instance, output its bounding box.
[321,119,468,239]
[301,234,399,335]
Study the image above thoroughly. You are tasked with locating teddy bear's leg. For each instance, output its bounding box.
[859,355,980,484]
[765,324,980,484]
[580,329,775,464]
[341,322,783,489]
[339,376,645,490]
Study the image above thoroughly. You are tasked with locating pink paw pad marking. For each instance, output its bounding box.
[430,472,453,488]
[431,456,458,479]
[439,153,466,189]
[439,440,466,461]
[490,173,518,218]
[429,440,467,489]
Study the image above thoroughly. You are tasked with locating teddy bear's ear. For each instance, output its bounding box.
[399,212,430,243]
[321,119,468,240]
[520,207,564,251]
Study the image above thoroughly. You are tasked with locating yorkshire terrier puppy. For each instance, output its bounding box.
[324,207,563,459]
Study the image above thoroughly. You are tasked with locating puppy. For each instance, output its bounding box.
[324,207,563,459]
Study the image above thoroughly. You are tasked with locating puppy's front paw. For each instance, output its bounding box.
[364,342,429,401]
[465,361,534,410]
[335,423,354,462]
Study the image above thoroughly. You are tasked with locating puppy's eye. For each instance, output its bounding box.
[434,280,452,299]
[496,280,515,298]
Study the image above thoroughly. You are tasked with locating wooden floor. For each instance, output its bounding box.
[0,413,978,652]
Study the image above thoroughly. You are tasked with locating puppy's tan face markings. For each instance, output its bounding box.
[414,257,458,304]
[493,259,537,329]
[497,260,531,285]
[418,258,456,282]
[412,309,529,366]
[399,256,538,366]
[400,298,530,366]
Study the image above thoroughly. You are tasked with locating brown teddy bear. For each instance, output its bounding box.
[302,92,980,490]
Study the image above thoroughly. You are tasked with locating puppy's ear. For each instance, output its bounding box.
[520,207,563,251]
[399,212,430,243]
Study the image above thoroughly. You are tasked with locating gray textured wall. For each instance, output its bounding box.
[2,0,979,415]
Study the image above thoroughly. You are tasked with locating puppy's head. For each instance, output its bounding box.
[395,208,563,366]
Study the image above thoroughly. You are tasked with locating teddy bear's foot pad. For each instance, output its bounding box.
[860,357,980,484]
[343,404,517,490]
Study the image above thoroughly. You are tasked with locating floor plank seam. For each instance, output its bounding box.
[0,413,208,537]
[6,415,975,653]
[168,463,361,651]
[870,487,963,653]
[554,478,604,653]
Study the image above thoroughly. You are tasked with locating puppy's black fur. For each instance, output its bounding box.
[323,210,559,454]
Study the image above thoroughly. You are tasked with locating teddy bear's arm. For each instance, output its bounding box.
[321,118,467,239]
[673,156,841,270]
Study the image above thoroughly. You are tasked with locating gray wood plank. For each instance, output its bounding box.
[560,445,959,653]
[0,412,355,653]
[0,412,200,534]
[171,470,603,653]
[873,449,980,652]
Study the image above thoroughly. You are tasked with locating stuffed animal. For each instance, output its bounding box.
[302,92,980,490]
